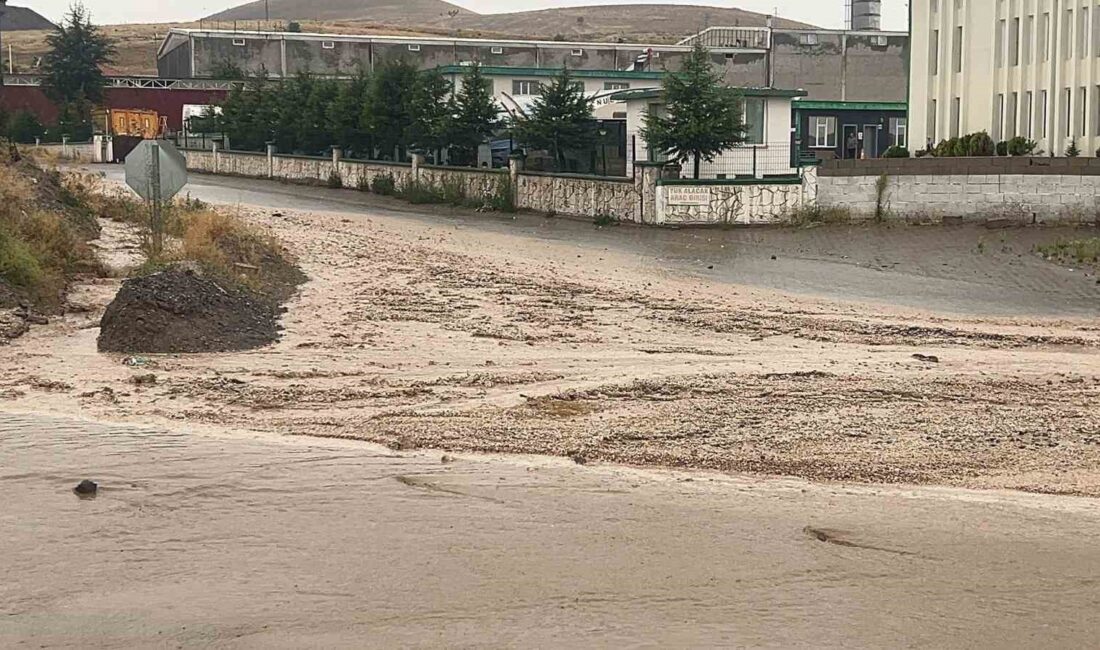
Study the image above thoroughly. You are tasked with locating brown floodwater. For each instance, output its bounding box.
[3,412,1100,648]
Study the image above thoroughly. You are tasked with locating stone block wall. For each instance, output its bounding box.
[656,179,806,225]
[516,172,640,222]
[818,159,1100,223]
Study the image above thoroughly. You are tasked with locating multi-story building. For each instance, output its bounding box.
[156,26,908,104]
[910,0,1100,156]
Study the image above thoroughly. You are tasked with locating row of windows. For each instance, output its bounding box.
[807,116,907,149]
[990,85,1100,141]
[227,39,587,57]
[510,80,630,96]
[928,25,965,75]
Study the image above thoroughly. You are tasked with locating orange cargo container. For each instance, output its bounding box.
[93,109,163,139]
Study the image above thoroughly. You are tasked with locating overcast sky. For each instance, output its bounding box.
[14,0,909,31]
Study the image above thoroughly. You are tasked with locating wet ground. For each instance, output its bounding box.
[3,412,1099,648]
[91,166,1100,317]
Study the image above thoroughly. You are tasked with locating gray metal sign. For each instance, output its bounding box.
[125,140,188,202]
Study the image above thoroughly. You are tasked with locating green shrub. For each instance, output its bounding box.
[356,174,371,192]
[1007,136,1038,156]
[593,213,618,227]
[370,173,397,196]
[0,225,45,291]
[326,171,343,189]
[1066,140,1081,157]
[488,176,516,213]
[883,146,910,158]
[440,176,469,206]
[7,111,44,145]
[996,140,1009,156]
[400,180,446,204]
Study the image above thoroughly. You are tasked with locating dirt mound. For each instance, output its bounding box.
[97,268,283,353]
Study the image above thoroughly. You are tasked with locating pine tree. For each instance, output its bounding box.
[447,64,502,167]
[42,3,116,126]
[1065,139,1081,157]
[511,67,596,171]
[406,71,453,161]
[327,73,370,156]
[641,42,747,179]
[362,59,418,160]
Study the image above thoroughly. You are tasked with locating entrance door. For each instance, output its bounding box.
[842,124,859,159]
[862,125,880,158]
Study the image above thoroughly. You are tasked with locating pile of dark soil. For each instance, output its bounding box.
[97,267,283,353]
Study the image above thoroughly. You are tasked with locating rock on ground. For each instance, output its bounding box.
[97,268,282,354]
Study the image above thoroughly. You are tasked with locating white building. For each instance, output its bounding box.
[613,87,806,178]
[910,0,1100,156]
[438,65,663,120]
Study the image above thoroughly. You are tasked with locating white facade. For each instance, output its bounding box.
[618,90,802,178]
[911,0,1100,156]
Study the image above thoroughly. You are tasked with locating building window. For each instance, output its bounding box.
[929,99,937,142]
[1040,90,1048,138]
[995,19,1005,68]
[799,33,819,46]
[491,46,504,54]
[743,98,766,144]
[1079,87,1088,138]
[1024,91,1033,138]
[1063,9,1073,60]
[889,117,907,147]
[1010,17,1020,65]
[571,48,584,56]
[953,26,963,72]
[809,115,837,148]
[1080,8,1089,59]
[408,44,421,52]
[930,29,939,75]
[321,41,335,50]
[512,80,540,96]
[1041,12,1050,61]
[1096,86,1100,136]
[994,93,1005,140]
[604,82,629,91]
[232,38,247,47]
[1064,87,1072,137]
[1007,92,1018,139]
[1024,15,1033,65]
[950,97,961,138]
[870,35,888,47]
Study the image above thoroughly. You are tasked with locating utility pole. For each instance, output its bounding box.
[0,0,7,88]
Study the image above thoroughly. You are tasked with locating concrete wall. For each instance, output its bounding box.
[770,30,908,102]
[817,158,1100,223]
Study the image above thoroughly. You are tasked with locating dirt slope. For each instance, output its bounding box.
[207,0,472,23]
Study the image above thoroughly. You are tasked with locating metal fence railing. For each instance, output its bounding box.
[663,142,800,180]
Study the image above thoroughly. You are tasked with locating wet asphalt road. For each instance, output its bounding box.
[90,165,1100,318]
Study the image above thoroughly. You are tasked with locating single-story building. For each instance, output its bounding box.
[438,64,664,120]
[611,86,807,179]
[792,100,908,160]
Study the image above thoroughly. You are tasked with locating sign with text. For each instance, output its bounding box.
[666,186,711,206]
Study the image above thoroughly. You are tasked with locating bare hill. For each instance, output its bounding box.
[207,0,473,24]
[1,5,57,31]
[448,5,812,40]
[206,2,814,40]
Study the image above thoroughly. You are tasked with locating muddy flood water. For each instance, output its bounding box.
[4,412,1100,648]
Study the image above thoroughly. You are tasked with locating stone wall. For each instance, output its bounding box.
[656,178,806,225]
[818,159,1100,223]
[516,172,640,222]
[181,148,824,227]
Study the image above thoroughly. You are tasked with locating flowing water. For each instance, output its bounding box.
[3,412,1099,648]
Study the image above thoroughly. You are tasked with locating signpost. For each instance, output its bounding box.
[125,140,188,257]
